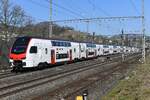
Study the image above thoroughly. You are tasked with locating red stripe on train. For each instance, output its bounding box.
[9,53,26,60]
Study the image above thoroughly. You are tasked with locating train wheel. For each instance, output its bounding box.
[11,67,20,73]
[38,63,44,70]
[11,68,15,72]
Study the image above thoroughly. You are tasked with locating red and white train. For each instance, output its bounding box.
[9,37,140,71]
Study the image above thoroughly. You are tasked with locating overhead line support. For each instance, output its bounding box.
[52,16,142,23]
[141,0,146,63]
[49,0,52,38]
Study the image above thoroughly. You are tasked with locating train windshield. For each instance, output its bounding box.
[11,37,30,54]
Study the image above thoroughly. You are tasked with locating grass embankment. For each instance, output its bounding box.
[103,57,150,100]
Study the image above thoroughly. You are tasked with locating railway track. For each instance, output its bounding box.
[0,53,140,99]
[0,57,103,80]
[0,72,19,79]
[31,54,140,100]
[0,54,120,80]
[0,61,115,98]
[64,58,139,100]
[38,62,125,100]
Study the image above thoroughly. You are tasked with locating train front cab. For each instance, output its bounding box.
[20,39,51,68]
[9,37,34,70]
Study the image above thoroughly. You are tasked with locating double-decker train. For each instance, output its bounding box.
[9,37,140,71]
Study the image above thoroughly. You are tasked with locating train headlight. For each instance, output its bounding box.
[22,62,26,66]
[9,62,12,66]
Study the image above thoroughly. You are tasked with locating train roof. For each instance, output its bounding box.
[15,36,139,48]
[15,36,99,44]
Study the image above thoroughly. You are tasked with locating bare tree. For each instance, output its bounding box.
[0,0,26,65]
[0,0,26,41]
[18,16,35,35]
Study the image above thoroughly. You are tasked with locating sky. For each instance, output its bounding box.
[11,0,150,36]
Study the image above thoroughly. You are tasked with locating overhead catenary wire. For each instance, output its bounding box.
[63,0,88,17]
[27,0,58,17]
[88,0,110,16]
[27,0,144,41]
[24,0,54,21]
[87,0,125,36]
[87,0,112,36]
[27,0,79,19]
[45,0,85,19]
[67,0,90,16]
[52,16,142,23]
[29,0,49,9]
[129,0,140,15]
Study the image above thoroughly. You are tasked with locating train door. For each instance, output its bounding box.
[31,43,40,66]
[86,49,88,58]
[70,49,72,61]
[95,49,97,56]
[51,50,55,64]
[79,44,81,58]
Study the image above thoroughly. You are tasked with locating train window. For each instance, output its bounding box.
[52,41,71,47]
[59,42,61,46]
[113,46,117,48]
[11,46,27,54]
[88,52,94,55]
[65,42,68,47]
[62,42,64,46]
[68,43,71,47]
[56,54,59,59]
[30,46,37,53]
[53,41,56,46]
[13,37,30,47]
[66,43,68,47]
[45,48,48,54]
[65,42,70,47]
[56,53,68,59]
[103,45,108,48]
[11,37,31,54]
[86,43,96,48]
[52,41,56,46]
[57,42,60,46]
[62,42,65,46]
[55,42,59,46]
[92,44,95,48]
[74,48,76,52]
[59,42,63,46]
